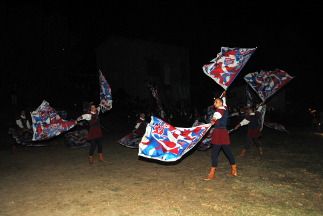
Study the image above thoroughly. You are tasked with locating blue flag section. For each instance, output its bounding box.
[203,47,256,89]
[99,70,113,113]
[138,117,211,161]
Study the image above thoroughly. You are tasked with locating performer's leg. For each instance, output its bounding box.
[89,139,96,165]
[237,137,252,157]
[253,137,263,154]
[204,145,221,180]
[97,138,107,162]
[222,145,237,176]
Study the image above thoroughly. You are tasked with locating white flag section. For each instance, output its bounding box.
[138,116,211,162]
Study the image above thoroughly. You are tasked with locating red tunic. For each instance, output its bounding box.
[85,111,102,141]
[245,112,262,138]
[135,118,147,137]
[210,108,230,145]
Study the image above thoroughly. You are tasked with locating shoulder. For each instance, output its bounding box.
[245,115,251,120]
[16,116,22,120]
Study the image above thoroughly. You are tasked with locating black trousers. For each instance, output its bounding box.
[244,137,261,150]
[89,137,103,156]
[211,145,236,167]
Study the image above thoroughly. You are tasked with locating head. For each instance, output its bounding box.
[214,98,223,108]
[248,106,255,114]
[20,111,26,116]
[140,113,145,119]
[90,105,97,113]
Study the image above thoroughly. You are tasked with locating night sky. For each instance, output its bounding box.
[3,1,321,111]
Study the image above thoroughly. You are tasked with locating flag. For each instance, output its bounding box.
[206,105,215,123]
[203,47,256,89]
[117,133,142,149]
[99,70,112,113]
[148,85,162,110]
[64,129,90,148]
[138,117,211,161]
[264,121,290,134]
[244,69,294,101]
[246,85,253,108]
[256,104,266,131]
[31,100,77,141]
[9,128,50,146]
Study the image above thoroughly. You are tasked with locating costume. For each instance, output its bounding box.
[16,115,31,131]
[205,93,237,180]
[80,106,106,164]
[237,105,263,156]
[134,117,147,137]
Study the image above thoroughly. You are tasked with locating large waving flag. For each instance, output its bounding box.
[9,128,50,146]
[264,121,290,134]
[244,69,294,101]
[257,104,266,131]
[99,70,112,113]
[203,47,256,89]
[31,100,77,141]
[118,133,142,149]
[246,85,253,107]
[148,85,162,110]
[64,129,90,148]
[138,117,211,161]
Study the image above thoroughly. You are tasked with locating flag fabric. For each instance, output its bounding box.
[256,104,266,131]
[244,69,294,101]
[138,117,211,161]
[264,121,290,134]
[117,133,142,149]
[31,100,77,141]
[206,105,215,123]
[64,129,90,148]
[203,47,256,89]
[246,85,253,107]
[9,128,50,146]
[99,70,112,113]
[148,85,162,110]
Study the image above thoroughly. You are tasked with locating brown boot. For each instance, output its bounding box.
[258,147,263,154]
[25,146,29,152]
[204,167,216,180]
[227,165,238,176]
[89,156,95,165]
[98,153,107,162]
[12,146,16,153]
[237,149,247,157]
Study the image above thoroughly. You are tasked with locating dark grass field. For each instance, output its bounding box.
[1,126,322,215]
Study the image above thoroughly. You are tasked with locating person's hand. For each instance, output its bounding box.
[77,117,81,121]
[235,125,240,130]
[210,118,216,125]
[222,90,226,95]
[133,129,136,132]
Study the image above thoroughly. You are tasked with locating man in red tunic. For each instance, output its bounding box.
[77,105,106,165]
[235,103,264,156]
[205,91,237,180]
[133,113,147,137]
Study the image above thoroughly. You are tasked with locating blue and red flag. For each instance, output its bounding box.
[148,85,162,110]
[117,133,142,149]
[246,85,253,108]
[206,105,215,123]
[264,121,290,134]
[9,128,50,146]
[256,104,266,131]
[99,70,112,113]
[203,47,256,89]
[64,129,90,148]
[138,117,211,161]
[244,69,294,101]
[31,100,77,141]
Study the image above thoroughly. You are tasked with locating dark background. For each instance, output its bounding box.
[2,1,320,118]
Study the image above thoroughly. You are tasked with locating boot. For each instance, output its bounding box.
[98,153,107,162]
[89,156,95,165]
[227,165,238,176]
[25,146,29,152]
[237,149,247,157]
[258,147,263,155]
[204,167,216,180]
[12,146,16,153]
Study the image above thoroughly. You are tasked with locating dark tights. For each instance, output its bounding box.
[244,137,261,150]
[211,145,235,167]
[89,137,103,156]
